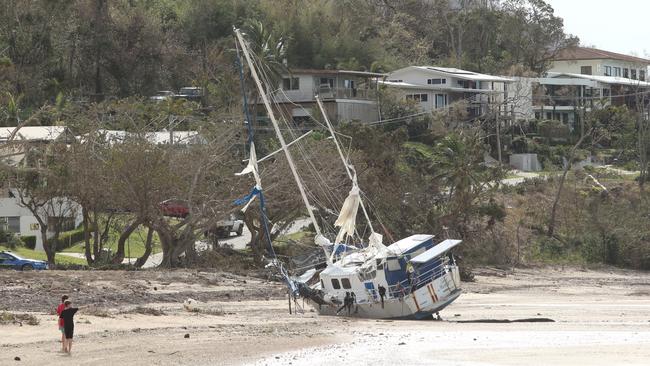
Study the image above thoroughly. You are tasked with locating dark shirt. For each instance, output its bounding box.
[59,308,78,330]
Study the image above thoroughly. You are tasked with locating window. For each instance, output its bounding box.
[614,67,621,77]
[632,69,638,80]
[435,94,447,108]
[406,93,428,102]
[580,66,592,75]
[624,68,630,78]
[343,79,355,89]
[604,66,612,76]
[641,70,646,82]
[331,279,341,289]
[603,89,611,97]
[0,217,19,233]
[427,78,446,85]
[386,259,401,271]
[282,77,300,90]
[319,78,335,88]
[341,278,351,289]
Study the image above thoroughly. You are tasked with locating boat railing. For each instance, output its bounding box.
[387,258,455,299]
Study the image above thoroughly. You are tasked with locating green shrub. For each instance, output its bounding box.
[53,228,85,251]
[22,236,37,250]
[6,235,23,249]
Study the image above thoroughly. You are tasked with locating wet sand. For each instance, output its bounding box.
[1,266,649,365]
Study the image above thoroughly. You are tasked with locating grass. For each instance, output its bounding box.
[0,245,87,266]
[62,225,162,258]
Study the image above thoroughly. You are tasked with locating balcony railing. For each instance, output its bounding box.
[316,87,377,100]
[271,87,377,103]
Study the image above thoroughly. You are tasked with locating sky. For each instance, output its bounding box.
[545,0,650,58]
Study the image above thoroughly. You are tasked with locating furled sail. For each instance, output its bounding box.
[334,175,361,244]
[236,142,262,189]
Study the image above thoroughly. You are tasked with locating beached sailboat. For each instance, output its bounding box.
[233,28,463,320]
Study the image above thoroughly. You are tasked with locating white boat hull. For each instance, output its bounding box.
[311,266,462,320]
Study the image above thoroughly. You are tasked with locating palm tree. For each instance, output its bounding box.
[431,130,498,234]
[240,20,288,127]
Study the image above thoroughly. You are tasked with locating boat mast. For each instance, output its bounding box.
[315,96,374,234]
[234,29,329,258]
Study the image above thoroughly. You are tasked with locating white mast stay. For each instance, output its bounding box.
[234,29,331,263]
[315,95,374,234]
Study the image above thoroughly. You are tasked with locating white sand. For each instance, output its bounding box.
[2,266,650,365]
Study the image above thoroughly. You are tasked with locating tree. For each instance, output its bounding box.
[547,106,627,237]
[430,129,505,235]
[7,140,76,265]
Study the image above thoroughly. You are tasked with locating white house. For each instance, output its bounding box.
[0,190,82,251]
[549,46,649,81]
[1,126,81,251]
[382,66,513,118]
[260,69,385,125]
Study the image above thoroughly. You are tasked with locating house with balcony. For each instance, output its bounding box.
[381,66,513,118]
[258,69,385,126]
[528,47,650,127]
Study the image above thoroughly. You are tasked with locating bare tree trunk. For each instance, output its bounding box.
[158,229,173,268]
[42,227,55,265]
[547,133,588,237]
[112,219,141,264]
[82,208,94,265]
[244,210,263,263]
[134,226,154,268]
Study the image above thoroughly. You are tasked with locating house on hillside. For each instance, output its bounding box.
[526,47,650,127]
[258,69,385,126]
[0,126,81,251]
[549,46,649,81]
[381,66,513,118]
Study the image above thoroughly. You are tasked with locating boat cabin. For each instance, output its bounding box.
[319,235,461,304]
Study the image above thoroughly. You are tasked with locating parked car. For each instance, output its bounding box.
[0,251,48,270]
[159,199,189,218]
[150,90,175,102]
[176,87,204,102]
[205,214,245,241]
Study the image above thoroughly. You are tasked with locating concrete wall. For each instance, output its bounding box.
[336,100,379,123]
[510,153,541,172]
[507,77,535,121]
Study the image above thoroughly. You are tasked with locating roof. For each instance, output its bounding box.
[82,130,204,145]
[545,72,650,88]
[380,80,503,94]
[389,66,513,83]
[288,68,386,78]
[320,263,359,277]
[387,234,434,255]
[554,47,650,65]
[410,239,462,264]
[0,126,71,142]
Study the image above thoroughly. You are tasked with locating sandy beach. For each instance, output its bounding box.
[1,266,649,365]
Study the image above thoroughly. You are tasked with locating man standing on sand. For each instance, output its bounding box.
[56,295,69,351]
[59,300,78,355]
